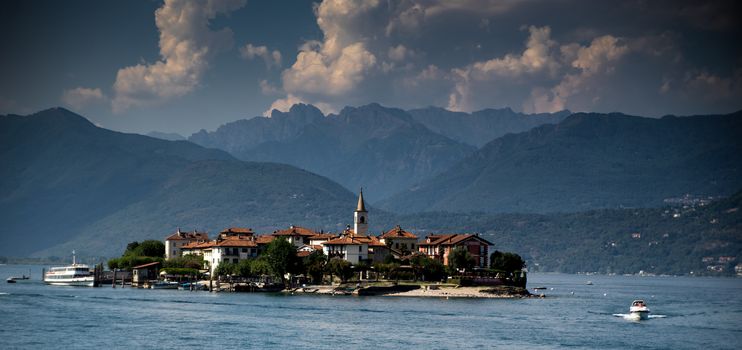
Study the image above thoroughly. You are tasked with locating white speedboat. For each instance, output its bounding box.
[629,300,650,320]
[43,251,95,287]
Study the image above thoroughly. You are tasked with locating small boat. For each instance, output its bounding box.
[178,282,207,291]
[6,275,30,283]
[150,281,179,289]
[44,251,95,287]
[585,281,593,285]
[629,300,650,320]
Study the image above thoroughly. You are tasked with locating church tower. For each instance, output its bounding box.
[353,188,368,236]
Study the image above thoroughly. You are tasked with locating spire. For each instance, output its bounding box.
[356,188,366,212]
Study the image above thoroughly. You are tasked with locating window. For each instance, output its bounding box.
[358,246,362,253]
[233,258,238,264]
[359,216,365,224]
[242,248,247,253]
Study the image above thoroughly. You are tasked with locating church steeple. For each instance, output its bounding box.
[354,188,368,236]
[356,188,366,212]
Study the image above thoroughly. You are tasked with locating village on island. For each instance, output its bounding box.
[91,191,529,298]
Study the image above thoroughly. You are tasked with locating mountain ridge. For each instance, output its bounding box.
[379,110,742,213]
[0,108,361,257]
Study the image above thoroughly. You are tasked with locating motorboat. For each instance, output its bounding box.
[6,275,30,283]
[150,281,179,289]
[629,300,650,320]
[43,251,95,287]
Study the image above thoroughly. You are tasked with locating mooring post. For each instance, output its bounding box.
[112,269,117,288]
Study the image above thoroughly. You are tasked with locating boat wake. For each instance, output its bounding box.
[613,313,667,320]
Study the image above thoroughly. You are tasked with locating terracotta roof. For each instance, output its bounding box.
[214,237,257,247]
[323,236,363,245]
[297,251,312,258]
[181,241,215,249]
[380,225,418,239]
[272,226,319,237]
[165,229,209,241]
[220,227,254,234]
[256,235,275,244]
[418,234,493,246]
[132,261,161,269]
[368,236,386,247]
[309,233,337,240]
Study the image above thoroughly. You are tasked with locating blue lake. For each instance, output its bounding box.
[1,264,740,349]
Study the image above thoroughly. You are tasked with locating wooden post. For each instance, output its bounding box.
[112,269,117,288]
[41,268,45,283]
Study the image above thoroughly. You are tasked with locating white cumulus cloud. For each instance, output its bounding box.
[112,0,246,113]
[61,87,106,110]
[240,43,282,68]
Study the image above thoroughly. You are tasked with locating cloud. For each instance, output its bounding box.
[278,0,378,101]
[112,0,246,113]
[264,93,335,117]
[265,0,740,117]
[523,34,629,113]
[240,43,282,68]
[264,94,304,116]
[61,87,107,110]
[683,69,742,101]
[448,26,560,111]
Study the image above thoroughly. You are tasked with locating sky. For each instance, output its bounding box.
[1,0,741,135]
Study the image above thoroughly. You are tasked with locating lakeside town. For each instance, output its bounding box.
[100,190,530,298]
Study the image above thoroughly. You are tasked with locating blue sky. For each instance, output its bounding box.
[1,0,741,135]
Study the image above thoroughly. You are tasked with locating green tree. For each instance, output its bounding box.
[250,257,272,277]
[490,251,525,274]
[265,238,298,285]
[164,255,204,270]
[136,240,166,258]
[125,242,140,255]
[235,259,254,278]
[420,256,446,281]
[215,261,236,278]
[409,254,426,281]
[326,258,353,283]
[303,250,327,284]
[449,247,474,274]
[123,240,165,258]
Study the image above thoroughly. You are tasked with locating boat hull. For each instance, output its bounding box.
[44,278,95,287]
[629,311,649,320]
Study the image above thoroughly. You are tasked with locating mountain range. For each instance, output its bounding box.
[380,111,742,213]
[0,108,359,257]
[2,105,740,273]
[189,103,569,201]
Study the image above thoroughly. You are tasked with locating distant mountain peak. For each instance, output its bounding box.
[29,107,96,128]
[270,103,324,121]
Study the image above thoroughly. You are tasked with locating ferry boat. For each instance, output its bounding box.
[629,300,650,320]
[43,251,95,287]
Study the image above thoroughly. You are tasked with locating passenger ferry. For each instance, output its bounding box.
[43,251,95,287]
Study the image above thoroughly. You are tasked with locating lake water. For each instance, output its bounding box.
[1,264,740,349]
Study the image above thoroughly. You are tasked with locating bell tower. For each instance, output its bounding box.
[353,188,368,236]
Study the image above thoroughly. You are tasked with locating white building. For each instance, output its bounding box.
[323,236,369,264]
[204,237,259,275]
[164,228,209,260]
